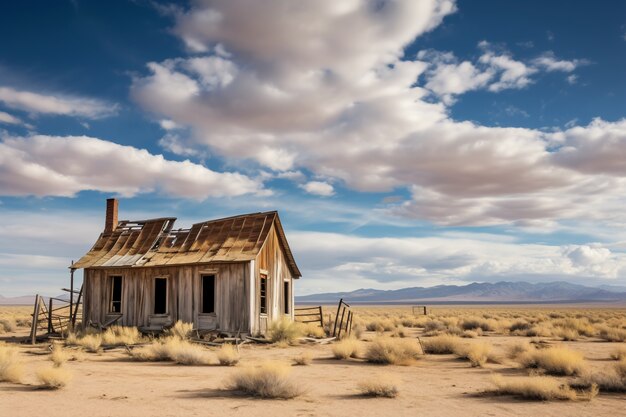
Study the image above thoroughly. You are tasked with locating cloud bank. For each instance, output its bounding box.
[0,134,263,198]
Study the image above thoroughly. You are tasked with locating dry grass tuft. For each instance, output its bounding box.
[268,318,303,343]
[298,323,326,338]
[610,346,626,361]
[50,344,70,367]
[0,318,16,333]
[365,337,422,365]
[292,352,313,366]
[227,362,304,399]
[216,344,240,366]
[36,366,72,389]
[488,375,596,401]
[422,334,462,354]
[165,339,212,365]
[166,321,193,339]
[130,337,211,365]
[455,342,492,367]
[102,326,143,345]
[0,344,23,383]
[598,326,626,342]
[574,359,626,392]
[76,334,102,353]
[130,339,172,361]
[518,346,587,376]
[332,338,361,359]
[506,340,533,359]
[357,376,399,398]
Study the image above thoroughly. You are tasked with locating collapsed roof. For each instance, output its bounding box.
[73,211,301,278]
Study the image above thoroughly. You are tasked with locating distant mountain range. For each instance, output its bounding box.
[0,294,70,306]
[3,281,626,306]
[296,281,626,304]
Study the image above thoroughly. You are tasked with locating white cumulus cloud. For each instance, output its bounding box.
[301,181,335,196]
[0,86,118,119]
[0,134,263,199]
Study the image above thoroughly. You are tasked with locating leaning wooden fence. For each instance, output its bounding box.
[332,298,353,338]
[29,287,83,344]
[294,306,324,327]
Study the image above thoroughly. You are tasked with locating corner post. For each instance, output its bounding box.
[69,260,75,331]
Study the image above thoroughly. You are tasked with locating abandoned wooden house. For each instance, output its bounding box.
[72,199,301,336]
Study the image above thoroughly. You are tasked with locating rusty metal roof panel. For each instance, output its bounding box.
[73,211,301,277]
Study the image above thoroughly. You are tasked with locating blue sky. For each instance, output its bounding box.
[1,0,626,297]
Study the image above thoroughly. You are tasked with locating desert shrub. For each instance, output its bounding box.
[216,344,240,366]
[15,317,31,328]
[130,337,210,365]
[518,346,587,376]
[332,338,360,359]
[50,344,69,367]
[380,319,396,331]
[130,339,172,361]
[227,362,304,399]
[102,326,143,345]
[556,328,579,341]
[36,366,71,389]
[0,344,23,383]
[166,321,193,340]
[610,346,626,361]
[77,334,102,353]
[268,318,303,343]
[461,330,480,338]
[522,324,555,337]
[0,318,16,333]
[556,318,595,337]
[488,375,595,401]
[293,351,313,366]
[357,376,399,398]
[167,339,211,365]
[455,342,492,367]
[365,337,422,365]
[422,335,462,354]
[573,360,626,393]
[65,332,79,346]
[165,339,211,365]
[460,317,495,332]
[507,341,533,359]
[366,320,385,333]
[352,323,364,340]
[298,323,326,338]
[391,326,407,338]
[598,326,626,342]
[423,320,445,332]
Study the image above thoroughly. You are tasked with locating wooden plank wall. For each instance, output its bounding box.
[83,262,249,333]
[254,224,294,334]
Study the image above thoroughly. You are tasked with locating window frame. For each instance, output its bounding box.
[259,272,268,315]
[200,274,216,315]
[283,280,290,315]
[153,276,168,315]
[109,275,123,314]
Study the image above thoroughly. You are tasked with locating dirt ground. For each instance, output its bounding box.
[1,305,625,417]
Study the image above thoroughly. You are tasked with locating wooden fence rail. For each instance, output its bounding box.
[332,298,353,338]
[294,306,324,327]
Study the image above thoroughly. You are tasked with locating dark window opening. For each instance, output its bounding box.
[154,278,167,314]
[110,276,122,313]
[283,281,290,315]
[260,273,267,314]
[201,275,215,314]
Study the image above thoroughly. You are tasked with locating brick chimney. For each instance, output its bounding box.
[104,198,118,233]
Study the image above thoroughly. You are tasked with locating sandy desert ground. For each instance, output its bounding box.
[1,305,625,417]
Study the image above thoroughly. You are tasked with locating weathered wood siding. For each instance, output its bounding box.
[83,262,250,333]
[253,224,294,334]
